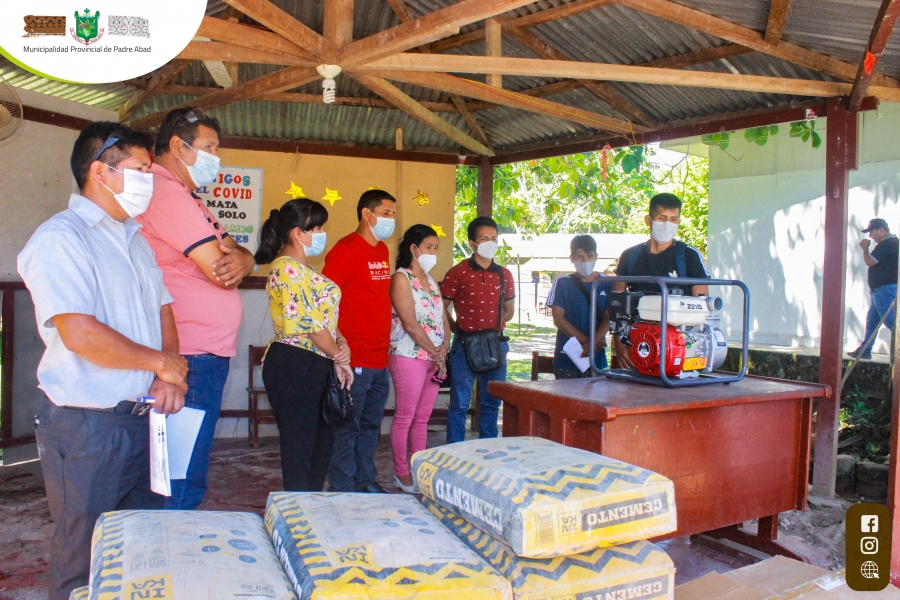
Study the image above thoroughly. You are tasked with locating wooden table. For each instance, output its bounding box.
[489,375,831,562]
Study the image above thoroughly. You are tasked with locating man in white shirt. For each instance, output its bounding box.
[17,122,188,600]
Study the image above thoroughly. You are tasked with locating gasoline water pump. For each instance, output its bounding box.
[589,276,749,387]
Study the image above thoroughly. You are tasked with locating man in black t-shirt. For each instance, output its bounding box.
[612,193,710,367]
[849,218,898,359]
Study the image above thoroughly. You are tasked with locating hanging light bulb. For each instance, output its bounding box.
[315,65,342,105]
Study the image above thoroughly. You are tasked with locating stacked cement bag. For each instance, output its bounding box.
[411,436,678,557]
[87,510,297,600]
[425,499,675,600]
[412,437,677,600]
[265,491,512,599]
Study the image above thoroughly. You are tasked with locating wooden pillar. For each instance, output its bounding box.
[812,97,852,498]
[476,155,493,218]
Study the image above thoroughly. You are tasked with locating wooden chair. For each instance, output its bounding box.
[531,351,555,380]
[248,345,276,448]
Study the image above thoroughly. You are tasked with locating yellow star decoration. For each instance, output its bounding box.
[413,190,430,207]
[322,188,343,205]
[284,182,304,199]
[431,224,446,237]
[368,186,381,190]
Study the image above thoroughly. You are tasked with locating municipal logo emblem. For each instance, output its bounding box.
[70,8,104,45]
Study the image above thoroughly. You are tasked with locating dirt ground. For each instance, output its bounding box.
[774,494,856,571]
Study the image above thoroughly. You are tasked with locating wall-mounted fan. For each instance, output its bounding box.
[0,73,23,143]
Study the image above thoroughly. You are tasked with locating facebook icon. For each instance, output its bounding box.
[862,515,879,533]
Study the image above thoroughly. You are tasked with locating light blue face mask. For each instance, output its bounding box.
[369,214,396,241]
[179,138,221,189]
[302,231,327,257]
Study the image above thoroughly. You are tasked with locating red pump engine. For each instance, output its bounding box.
[629,321,686,377]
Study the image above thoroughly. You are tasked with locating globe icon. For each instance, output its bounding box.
[862,560,880,579]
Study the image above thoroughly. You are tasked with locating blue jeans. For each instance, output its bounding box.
[327,367,390,491]
[165,354,230,510]
[862,284,897,353]
[447,338,509,444]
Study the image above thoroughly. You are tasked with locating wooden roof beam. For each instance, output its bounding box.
[118,60,189,122]
[615,0,900,88]
[640,44,753,69]
[127,66,320,130]
[176,40,317,66]
[466,80,582,111]
[384,0,414,23]
[764,0,792,45]
[324,0,355,48]
[340,0,542,67]
[222,0,339,62]
[196,16,314,59]
[351,73,494,155]
[849,0,900,111]
[363,68,648,135]
[360,54,900,102]
[449,94,493,149]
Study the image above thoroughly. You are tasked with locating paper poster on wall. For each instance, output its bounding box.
[194,167,263,256]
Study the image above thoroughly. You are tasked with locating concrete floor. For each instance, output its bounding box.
[1,430,784,599]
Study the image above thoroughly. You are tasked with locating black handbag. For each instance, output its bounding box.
[321,366,354,426]
[458,273,509,373]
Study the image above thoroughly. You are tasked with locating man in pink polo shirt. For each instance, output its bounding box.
[137,107,255,509]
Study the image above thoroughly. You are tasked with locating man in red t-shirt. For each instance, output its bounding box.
[323,190,396,493]
[441,216,515,444]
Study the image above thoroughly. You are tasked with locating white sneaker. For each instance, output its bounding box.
[394,475,419,494]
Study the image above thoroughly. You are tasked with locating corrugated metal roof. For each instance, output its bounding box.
[2,0,897,154]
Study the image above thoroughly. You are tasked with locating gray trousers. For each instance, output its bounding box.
[35,397,163,600]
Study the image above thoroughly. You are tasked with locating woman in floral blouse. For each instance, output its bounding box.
[388,225,451,493]
[254,198,352,492]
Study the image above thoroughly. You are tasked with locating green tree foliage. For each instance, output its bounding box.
[454,146,709,261]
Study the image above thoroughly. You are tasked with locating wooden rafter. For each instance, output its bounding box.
[340,0,541,67]
[466,80,582,111]
[177,41,317,66]
[614,0,900,88]
[222,0,339,62]
[384,0,413,23]
[640,44,752,69]
[361,54,900,102]
[196,16,313,59]
[362,68,648,135]
[324,0,355,48]
[450,94,493,148]
[128,67,320,130]
[351,73,493,155]
[500,21,657,126]
[849,0,900,111]
[764,0,792,45]
[118,61,189,122]
[431,0,613,53]
[485,19,503,89]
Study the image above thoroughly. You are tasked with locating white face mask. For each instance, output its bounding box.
[475,241,499,260]
[415,247,437,274]
[574,259,596,277]
[179,138,221,189]
[651,220,679,244]
[102,165,154,218]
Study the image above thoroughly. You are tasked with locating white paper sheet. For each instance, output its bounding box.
[563,336,591,373]
[149,409,171,496]
[164,407,205,480]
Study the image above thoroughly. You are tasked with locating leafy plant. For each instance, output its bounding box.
[744,125,779,146]
[789,120,822,149]
[701,131,732,150]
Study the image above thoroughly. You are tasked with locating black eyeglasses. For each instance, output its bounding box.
[92,135,120,162]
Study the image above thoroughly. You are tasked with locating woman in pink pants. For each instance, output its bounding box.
[389,225,451,493]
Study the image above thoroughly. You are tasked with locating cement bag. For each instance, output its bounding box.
[411,437,677,557]
[265,491,512,599]
[69,587,88,600]
[425,499,675,600]
[88,510,297,600]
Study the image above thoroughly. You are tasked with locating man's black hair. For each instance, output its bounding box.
[356,189,396,221]
[70,121,153,191]
[467,216,498,241]
[649,192,682,217]
[154,107,222,157]
[570,234,597,256]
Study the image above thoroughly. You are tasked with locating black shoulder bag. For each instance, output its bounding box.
[569,274,603,325]
[458,272,509,373]
[322,366,354,426]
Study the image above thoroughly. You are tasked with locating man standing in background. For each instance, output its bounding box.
[137,107,256,509]
[324,189,397,493]
[850,218,898,359]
